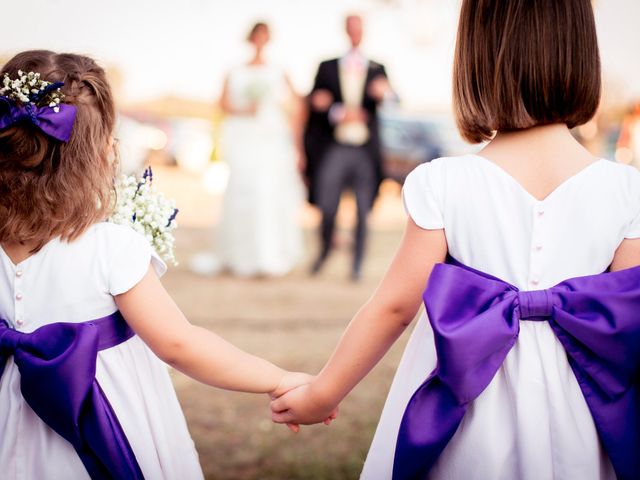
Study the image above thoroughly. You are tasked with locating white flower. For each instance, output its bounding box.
[1,71,65,111]
[108,168,179,265]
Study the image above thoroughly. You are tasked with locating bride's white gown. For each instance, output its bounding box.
[208,64,304,276]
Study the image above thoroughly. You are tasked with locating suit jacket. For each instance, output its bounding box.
[304,57,387,205]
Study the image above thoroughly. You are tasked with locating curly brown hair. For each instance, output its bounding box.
[0,50,116,250]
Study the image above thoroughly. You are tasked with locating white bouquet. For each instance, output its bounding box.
[110,167,179,265]
[245,80,269,103]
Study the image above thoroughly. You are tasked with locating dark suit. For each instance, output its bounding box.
[304,58,386,205]
[304,57,389,277]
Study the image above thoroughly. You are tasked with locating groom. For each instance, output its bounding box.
[304,14,394,281]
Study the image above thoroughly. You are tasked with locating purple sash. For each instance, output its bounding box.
[393,259,640,480]
[0,311,144,479]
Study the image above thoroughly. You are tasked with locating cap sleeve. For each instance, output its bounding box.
[402,161,444,230]
[105,225,167,296]
[625,167,640,239]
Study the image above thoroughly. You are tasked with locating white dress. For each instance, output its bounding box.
[361,154,640,480]
[0,223,203,480]
[215,64,304,276]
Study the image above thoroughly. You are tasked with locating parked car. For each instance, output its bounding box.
[378,107,477,182]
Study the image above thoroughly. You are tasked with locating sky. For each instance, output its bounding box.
[2,0,639,110]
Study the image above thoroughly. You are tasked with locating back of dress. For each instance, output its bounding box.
[403,155,640,289]
[362,154,640,480]
[0,223,203,480]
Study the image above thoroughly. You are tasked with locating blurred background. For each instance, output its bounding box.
[3,0,640,478]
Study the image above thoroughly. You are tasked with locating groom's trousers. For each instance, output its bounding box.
[314,143,377,275]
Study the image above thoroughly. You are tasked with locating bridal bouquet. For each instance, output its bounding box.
[110,167,179,265]
[245,80,269,103]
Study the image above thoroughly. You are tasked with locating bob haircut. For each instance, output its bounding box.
[0,50,116,250]
[453,0,601,143]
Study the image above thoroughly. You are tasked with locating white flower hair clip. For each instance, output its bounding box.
[0,70,65,112]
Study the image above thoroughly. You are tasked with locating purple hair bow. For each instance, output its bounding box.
[394,259,640,480]
[0,96,76,142]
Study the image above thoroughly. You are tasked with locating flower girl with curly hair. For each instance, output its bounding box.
[0,50,317,480]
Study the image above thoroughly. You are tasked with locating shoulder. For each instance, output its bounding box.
[59,222,139,250]
[89,221,147,243]
[596,159,640,201]
[403,158,462,229]
[53,222,156,271]
[80,222,154,259]
[597,158,640,180]
[89,223,166,293]
[319,59,339,70]
[407,154,478,180]
[226,65,243,76]
[592,158,640,188]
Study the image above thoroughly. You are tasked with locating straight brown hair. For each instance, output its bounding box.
[0,50,116,250]
[453,0,601,143]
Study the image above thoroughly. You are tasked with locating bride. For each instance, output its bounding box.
[199,22,304,277]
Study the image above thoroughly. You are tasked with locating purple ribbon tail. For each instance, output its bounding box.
[569,364,640,480]
[75,381,144,479]
[393,373,466,479]
[2,312,144,479]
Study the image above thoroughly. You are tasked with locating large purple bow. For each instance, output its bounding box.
[0,96,76,142]
[0,312,144,479]
[394,260,640,480]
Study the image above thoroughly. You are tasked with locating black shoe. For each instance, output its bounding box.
[310,256,325,276]
[350,269,362,282]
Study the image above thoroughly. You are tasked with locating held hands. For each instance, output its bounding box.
[270,382,339,432]
[270,371,315,399]
[341,106,368,124]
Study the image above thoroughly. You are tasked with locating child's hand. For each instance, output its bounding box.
[270,383,339,429]
[270,371,314,399]
[269,371,318,433]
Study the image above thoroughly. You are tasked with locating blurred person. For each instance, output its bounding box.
[192,22,304,277]
[616,100,640,168]
[304,14,394,281]
[272,1,640,479]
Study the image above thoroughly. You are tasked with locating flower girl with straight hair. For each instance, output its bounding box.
[0,50,320,480]
[271,1,640,479]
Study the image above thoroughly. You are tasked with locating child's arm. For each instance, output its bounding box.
[115,267,301,395]
[610,238,640,271]
[271,220,447,424]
